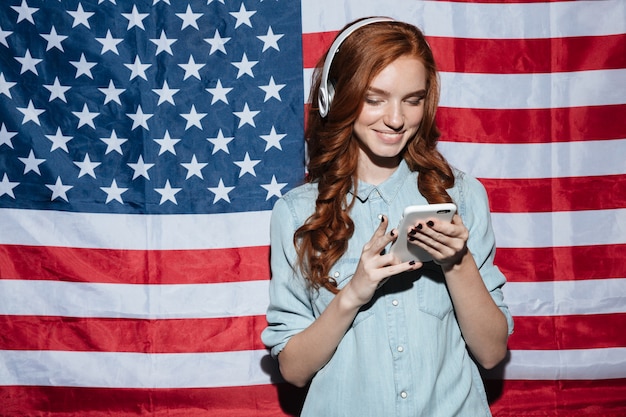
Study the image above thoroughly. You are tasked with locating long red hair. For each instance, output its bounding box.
[296,19,454,293]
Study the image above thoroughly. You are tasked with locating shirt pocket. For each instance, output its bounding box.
[415,263,454,320]
[314,257,375,327]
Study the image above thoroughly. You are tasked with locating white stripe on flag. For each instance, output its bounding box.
[301,0,626,39]
[0,280,270,319]
[0,349,276,388]
[503,279,626,317]
[2,208,625,250]
[2,279,624,319]
[302,69,626,109]
[491,209,626,248]
[0,208,271,250]
[485,348,626,380]
[439,139,626,180]
[439,70,626,109]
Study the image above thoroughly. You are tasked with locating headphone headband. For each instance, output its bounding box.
[318,17,395,117]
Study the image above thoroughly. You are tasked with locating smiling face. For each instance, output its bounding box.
[353,55,427,183]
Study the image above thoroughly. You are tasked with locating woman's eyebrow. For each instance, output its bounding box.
[366,87,427,97]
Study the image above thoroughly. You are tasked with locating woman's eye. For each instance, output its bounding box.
[364,97,382,105]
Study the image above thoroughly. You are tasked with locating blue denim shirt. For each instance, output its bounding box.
[262,160,514,417]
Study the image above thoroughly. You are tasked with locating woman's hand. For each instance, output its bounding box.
[406,214,469,270]
[342,215,420,307]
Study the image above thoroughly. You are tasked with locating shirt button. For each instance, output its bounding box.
[333,271,340,278]
[397,346,404,352]
[392,299,399,306]
[400,391,408,399]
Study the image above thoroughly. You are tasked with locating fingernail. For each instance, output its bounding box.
[416,223,423,230]
[426,220,434,227]
[408,236,417,241]
[408,228,417,236]
[409,260,416,265]
[390,230,395,237]
[379,214,384,222]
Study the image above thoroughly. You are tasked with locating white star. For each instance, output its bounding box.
[70,53,97,79]
[234,152,260,177]
[0,28,11,48]
[99,0,117,4]
[155,180,181,205]
[19,150,45,175]
[100,130,127,155]
[45,127,72,152]
[154,130,180,155]
[260,126,286,151]
[96,30,123,55]
[204,29,230,55]
[233,103,259,128]
[181,105,206,130]
[125,56,150,81]
[128,155,154,180]
[122,5,149,30]
[208,178,234,204]
[46,176,73,202]
[261,175,287,200]
[0,73,16,98]
[150,31,176,55]
[74,154,100,178]
[43,77,71,102]
[0,174,19,199]
[99,80,124,105]
[207,129,234,154]
[16,50,42,75]
[207,0,225,4]
[152,0,171,5]
[176,4,202,30]
[229,4,256,29]
[179,55,204,80]
[68,4,94,29]
[101,179,128,204]
[231,53,258,78]
[17,100,45,126]
[181,154,208,179]
[259,76,286,102]
[206,79,232,105]
[11,0,38,24]
[257,26,283,52]
[127,105,153,130]
[153,80,179,105]
[72,103,98,129]
[0,124,17,149]
[41,26,67,52]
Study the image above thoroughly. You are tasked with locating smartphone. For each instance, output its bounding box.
[390,203,457,263]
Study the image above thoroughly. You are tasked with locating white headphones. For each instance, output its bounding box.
[318,17,395,117]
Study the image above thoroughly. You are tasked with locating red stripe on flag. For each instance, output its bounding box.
[0,245,270,284]
[0,315,267,353]
[486,379,626,417]
[302,32,626,74]
[429,34,626,74]
[437,105,626,144]
[508,314,626,351]
[481,175,626,213]
[0,384,307,417]
[496,244,626,283]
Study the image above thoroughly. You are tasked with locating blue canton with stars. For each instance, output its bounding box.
[0,0,304,215]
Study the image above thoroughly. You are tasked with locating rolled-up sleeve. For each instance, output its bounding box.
[457,174,515,336]
[261,196,316,358]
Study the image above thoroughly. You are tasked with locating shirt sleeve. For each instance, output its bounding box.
[456,173,515,336]
[261,196,317,358]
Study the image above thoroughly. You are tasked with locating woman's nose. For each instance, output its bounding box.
[383,102,404,130]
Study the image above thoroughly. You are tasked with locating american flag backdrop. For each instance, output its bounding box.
[0,0,624,416]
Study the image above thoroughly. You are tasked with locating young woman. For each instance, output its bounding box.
[262,17,513,416]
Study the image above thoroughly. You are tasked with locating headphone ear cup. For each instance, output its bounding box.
[318,86,330,117]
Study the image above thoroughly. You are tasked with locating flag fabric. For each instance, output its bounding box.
[0,0,625,416]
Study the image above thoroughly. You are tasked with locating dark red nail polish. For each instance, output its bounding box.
[409,260,416,265]
[416,223,423,230]
[426,221,434,227]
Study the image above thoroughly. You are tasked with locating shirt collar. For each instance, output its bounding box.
[350,160,411,204]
